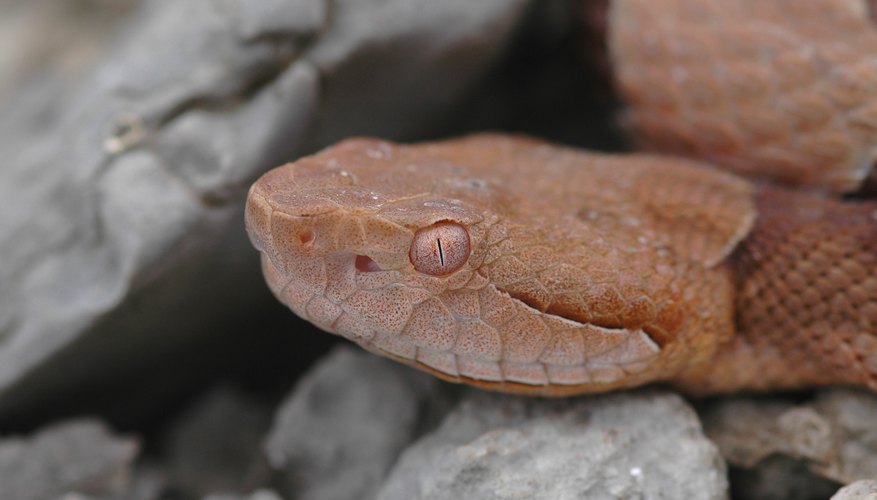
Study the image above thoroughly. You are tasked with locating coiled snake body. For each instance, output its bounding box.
[245,0,877,395]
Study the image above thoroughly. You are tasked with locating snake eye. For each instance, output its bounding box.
[409,221,470,276]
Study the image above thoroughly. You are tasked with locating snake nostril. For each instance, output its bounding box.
[355,255,382,273]
[299,229,315,247]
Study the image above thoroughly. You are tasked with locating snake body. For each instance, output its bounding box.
[609,0,877,193]
[245,0,877,395]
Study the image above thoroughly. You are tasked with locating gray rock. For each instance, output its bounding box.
[832,480,877,500]
[701,397,828,468]
[702,389,877,485]
[0,418,139,500]
[377,390,728,500]
[203,489,286,500]
[264,345,448,500]
[0,0,531,418]
[163,386,271,498]
[812,390,877,483]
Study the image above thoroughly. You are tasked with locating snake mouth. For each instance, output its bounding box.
[503,288,670,347]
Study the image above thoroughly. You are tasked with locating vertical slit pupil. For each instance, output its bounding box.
[437,238,445,266]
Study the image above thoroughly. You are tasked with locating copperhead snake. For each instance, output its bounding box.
[245,0,877,396]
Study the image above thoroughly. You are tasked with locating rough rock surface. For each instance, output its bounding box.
[264,345,448,500]
[0,0,531,419]
[376,390,728,500]
[701,389,877,485]
[832,480,877,500]
[163,386,272,498]
[0,418,139,500]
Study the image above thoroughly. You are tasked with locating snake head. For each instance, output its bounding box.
[246,135,750,395]
[245,138,504,366]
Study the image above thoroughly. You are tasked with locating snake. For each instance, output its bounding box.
[245,0,877,396]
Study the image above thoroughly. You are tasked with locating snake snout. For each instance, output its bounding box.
[244,186,273,254]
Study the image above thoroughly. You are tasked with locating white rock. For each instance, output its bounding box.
[831,480,877,500]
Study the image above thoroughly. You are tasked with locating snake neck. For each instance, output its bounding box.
[675,188,877,393]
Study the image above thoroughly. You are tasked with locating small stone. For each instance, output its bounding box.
[264,345,447,500]
[701,389,877,487]
[812,389,877,483]
[0,418,139,500]
[831,480,877,500]
[376,390,727,500]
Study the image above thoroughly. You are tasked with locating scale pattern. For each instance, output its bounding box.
[610,0,877,193]
[676,190,877,393]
